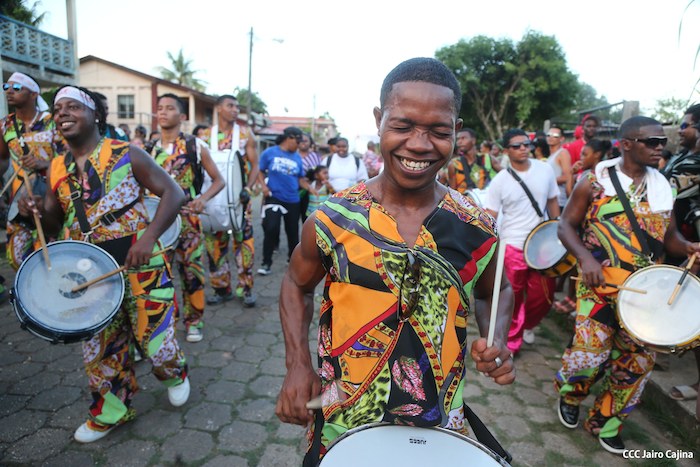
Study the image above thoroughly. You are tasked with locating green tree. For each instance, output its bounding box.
[652,97,686,124]
[436,31,583,140]
[157,49,206,92]
[0,0,45,26]
[234,88,267,115]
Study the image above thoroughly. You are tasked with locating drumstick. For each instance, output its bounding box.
[0,170,20,198]
[70,248,170,292]
[667,254,697,306]
[182,207,210,216]
[487,240,507,347]
[22,173,51,271]
[571,276,647,294]
[306,395,322,410]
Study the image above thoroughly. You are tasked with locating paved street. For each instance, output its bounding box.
[0,200,697,466]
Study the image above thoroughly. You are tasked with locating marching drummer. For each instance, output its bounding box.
[275,58,515,465]
[484,129,560,353]
[0,72,67,270]
[18,85,191,443]
[150,93,225,343]
[554,116,700,455]
[204,95,260,310]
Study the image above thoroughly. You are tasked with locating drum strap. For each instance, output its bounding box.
[464,404,513,463]
[507,167,544,218]
[67,177,139,235]
[303,410,324,467]
[607,167,653,260]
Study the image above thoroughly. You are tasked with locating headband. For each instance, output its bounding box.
[7,72,49,111]
[54,86,96,110]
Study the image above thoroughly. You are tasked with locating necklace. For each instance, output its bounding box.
[630,175,648,206]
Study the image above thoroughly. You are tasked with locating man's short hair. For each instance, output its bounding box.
[336,137,349,145]
[216,94,237,106]
[684,103,700,124]
[458,128,476,139]
[158,93,186,113]
[618,116,662,139]
[327,137,338,146]
[501,128,528,147]
[379,57,462,114]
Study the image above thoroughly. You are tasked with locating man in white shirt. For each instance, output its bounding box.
[485,128,560,354]
[322,137,368,191]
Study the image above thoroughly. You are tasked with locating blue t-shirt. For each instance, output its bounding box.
[259,145,304,203]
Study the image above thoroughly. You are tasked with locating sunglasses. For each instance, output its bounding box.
[2,83,23,92]
[507,142,531,149]
[680,122,693,130]
[546,133,561,138]
[625,137,668,148]
[398,250,422,322]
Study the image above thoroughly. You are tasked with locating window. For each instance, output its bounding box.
[117,95,135,119]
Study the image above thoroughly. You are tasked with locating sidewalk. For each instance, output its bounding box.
[0,199,697,465]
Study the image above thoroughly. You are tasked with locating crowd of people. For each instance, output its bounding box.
[1,58,699,462]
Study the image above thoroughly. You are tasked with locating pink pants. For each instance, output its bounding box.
[504,244,555,354]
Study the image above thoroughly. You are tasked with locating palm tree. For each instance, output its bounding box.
[157,49,206,92]
[0,0,46,26]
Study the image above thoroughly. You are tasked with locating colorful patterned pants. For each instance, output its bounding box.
[82,253,188,428]
[204,201,254,296]
[171,211,205,330]
[554,296,655,439]
[503,245,555,353]
[6,220,37,270]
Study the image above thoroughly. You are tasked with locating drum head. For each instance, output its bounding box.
[524,221,567,270]
[618,266,700,349]
[467,189,488,208]
[12,241,124,343]
[321,424,507,466]
[144,197,182,249]
[201,149,244,233]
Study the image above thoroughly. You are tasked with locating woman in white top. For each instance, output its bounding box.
[322,137,368,191]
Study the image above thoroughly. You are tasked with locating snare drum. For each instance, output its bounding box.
[523,220,576,277]
[11,241,125,344]
[319,423,509,466]
[617,265,700,353]
[143,196,182,249]
[200,149,245,233]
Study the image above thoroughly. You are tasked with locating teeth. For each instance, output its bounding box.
[400,158,430,171]
[61,122,75,129]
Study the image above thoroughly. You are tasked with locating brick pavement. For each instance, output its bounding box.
[0,198,697,466]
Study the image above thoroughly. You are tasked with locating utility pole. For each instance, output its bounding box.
[247,27,253,125]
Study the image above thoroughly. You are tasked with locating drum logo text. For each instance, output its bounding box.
[409,437,427,445]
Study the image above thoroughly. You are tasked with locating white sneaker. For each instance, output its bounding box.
[168,377,190,407]
[186,327,203,343]
[74,422,114,443]
[523,329,535,345]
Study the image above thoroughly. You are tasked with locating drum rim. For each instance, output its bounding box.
[323,422,507,465]
[523,219,568,271]
[617,264,700,350]
[226,149,245,232]
[12,240,125,343]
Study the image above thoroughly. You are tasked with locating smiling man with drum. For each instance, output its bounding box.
[555,116,700,455]
[19,86,191,443]
[275,58,515,465]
